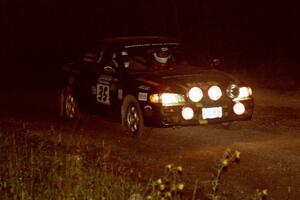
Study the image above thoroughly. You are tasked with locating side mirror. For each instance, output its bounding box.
[211,58,221,67]
[62,62,74,72]
[104,66,115,74]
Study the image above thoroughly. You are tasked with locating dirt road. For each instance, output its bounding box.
[1,88,300,199]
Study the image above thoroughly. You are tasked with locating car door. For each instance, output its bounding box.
[92,48,122,117]
[75,48,99,113]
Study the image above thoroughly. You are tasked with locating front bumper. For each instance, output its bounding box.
[143,98,254,127]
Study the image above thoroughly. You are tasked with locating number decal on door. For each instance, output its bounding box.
[96,84,110,105]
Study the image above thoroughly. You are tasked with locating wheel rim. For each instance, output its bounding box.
[65,94,77,119]
[126,104,140,133]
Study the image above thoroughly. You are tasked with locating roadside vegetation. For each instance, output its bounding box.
[0,125,292,200]
[0,126,142,200]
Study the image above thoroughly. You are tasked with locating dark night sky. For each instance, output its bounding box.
[1,0,299,83]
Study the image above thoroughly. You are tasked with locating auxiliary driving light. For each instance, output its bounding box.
[233,102,245,115]
[181,107,194,120]
[208,85,222,101]
[188,87,203,102]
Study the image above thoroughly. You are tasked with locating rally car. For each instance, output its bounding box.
[59,36,254,135]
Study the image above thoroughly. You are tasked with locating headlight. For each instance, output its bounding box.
[208,85,222,101]
[188,87,203,102]
[226,84,239,98]
[150,93,185,106]
[237,87,252,99]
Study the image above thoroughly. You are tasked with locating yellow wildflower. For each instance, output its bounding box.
[146,195,152,200]
[164,192,172,198]
[177,183,185,191]
[262,189,268,196]
[165,164,173,170]
[159,184,166,191]
[235,151,241,159]
[222,159,229,167]
[156,178,162,185]
[177,166,183,173]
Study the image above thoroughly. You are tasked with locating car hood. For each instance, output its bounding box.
[130,65,239,93]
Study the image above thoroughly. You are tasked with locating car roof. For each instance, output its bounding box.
[99,36,181,49]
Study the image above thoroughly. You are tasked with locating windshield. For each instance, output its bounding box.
[122,45,189,73]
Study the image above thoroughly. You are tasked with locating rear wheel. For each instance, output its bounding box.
[59,86,80,120]
[122,95,144,136]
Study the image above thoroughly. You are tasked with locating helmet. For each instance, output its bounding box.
[153,47,171,64]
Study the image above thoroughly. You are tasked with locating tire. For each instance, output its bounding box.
[59,85,80,120]
[121,95,144,136]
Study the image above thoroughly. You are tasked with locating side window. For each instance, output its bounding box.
[81,49,98,63]
[128,56,148,71]
[79,48,99,72]
[124,48,148,72]
[96,48,105,64]
[97,49,115,66]
[95,48,121,74]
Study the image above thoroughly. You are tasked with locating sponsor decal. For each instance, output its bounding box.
[144,105,152,110]
[124,42,180,49]
[110,83,116,92]
[176,83,188,90]
[138,85,151,91]
[91,85,97,95]
[186,82,205,87]
[138,92,148,101]
[207,81,218,86]
[185,82,210,90]
[195,102,203,108]
[118,89,123,100]
[97,75,113,84]
[136,78,160,86]
[96,84,110,105]
[198,119,208,124]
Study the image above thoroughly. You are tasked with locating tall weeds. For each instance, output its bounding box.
[0,130,142,200]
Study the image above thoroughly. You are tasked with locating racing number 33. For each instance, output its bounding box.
[96,84,110,105]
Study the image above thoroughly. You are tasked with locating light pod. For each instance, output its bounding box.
[233,102,245,115]
[181,107,194,120]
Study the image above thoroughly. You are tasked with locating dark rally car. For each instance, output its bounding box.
[59,36,254,135]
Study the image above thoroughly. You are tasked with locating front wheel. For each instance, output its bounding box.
[121,95,144,136]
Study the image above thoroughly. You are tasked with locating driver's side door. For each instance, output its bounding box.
[91,48,122,116]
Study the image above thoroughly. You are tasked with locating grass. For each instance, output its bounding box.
[1,125,293,200]
[0,128,142,200]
